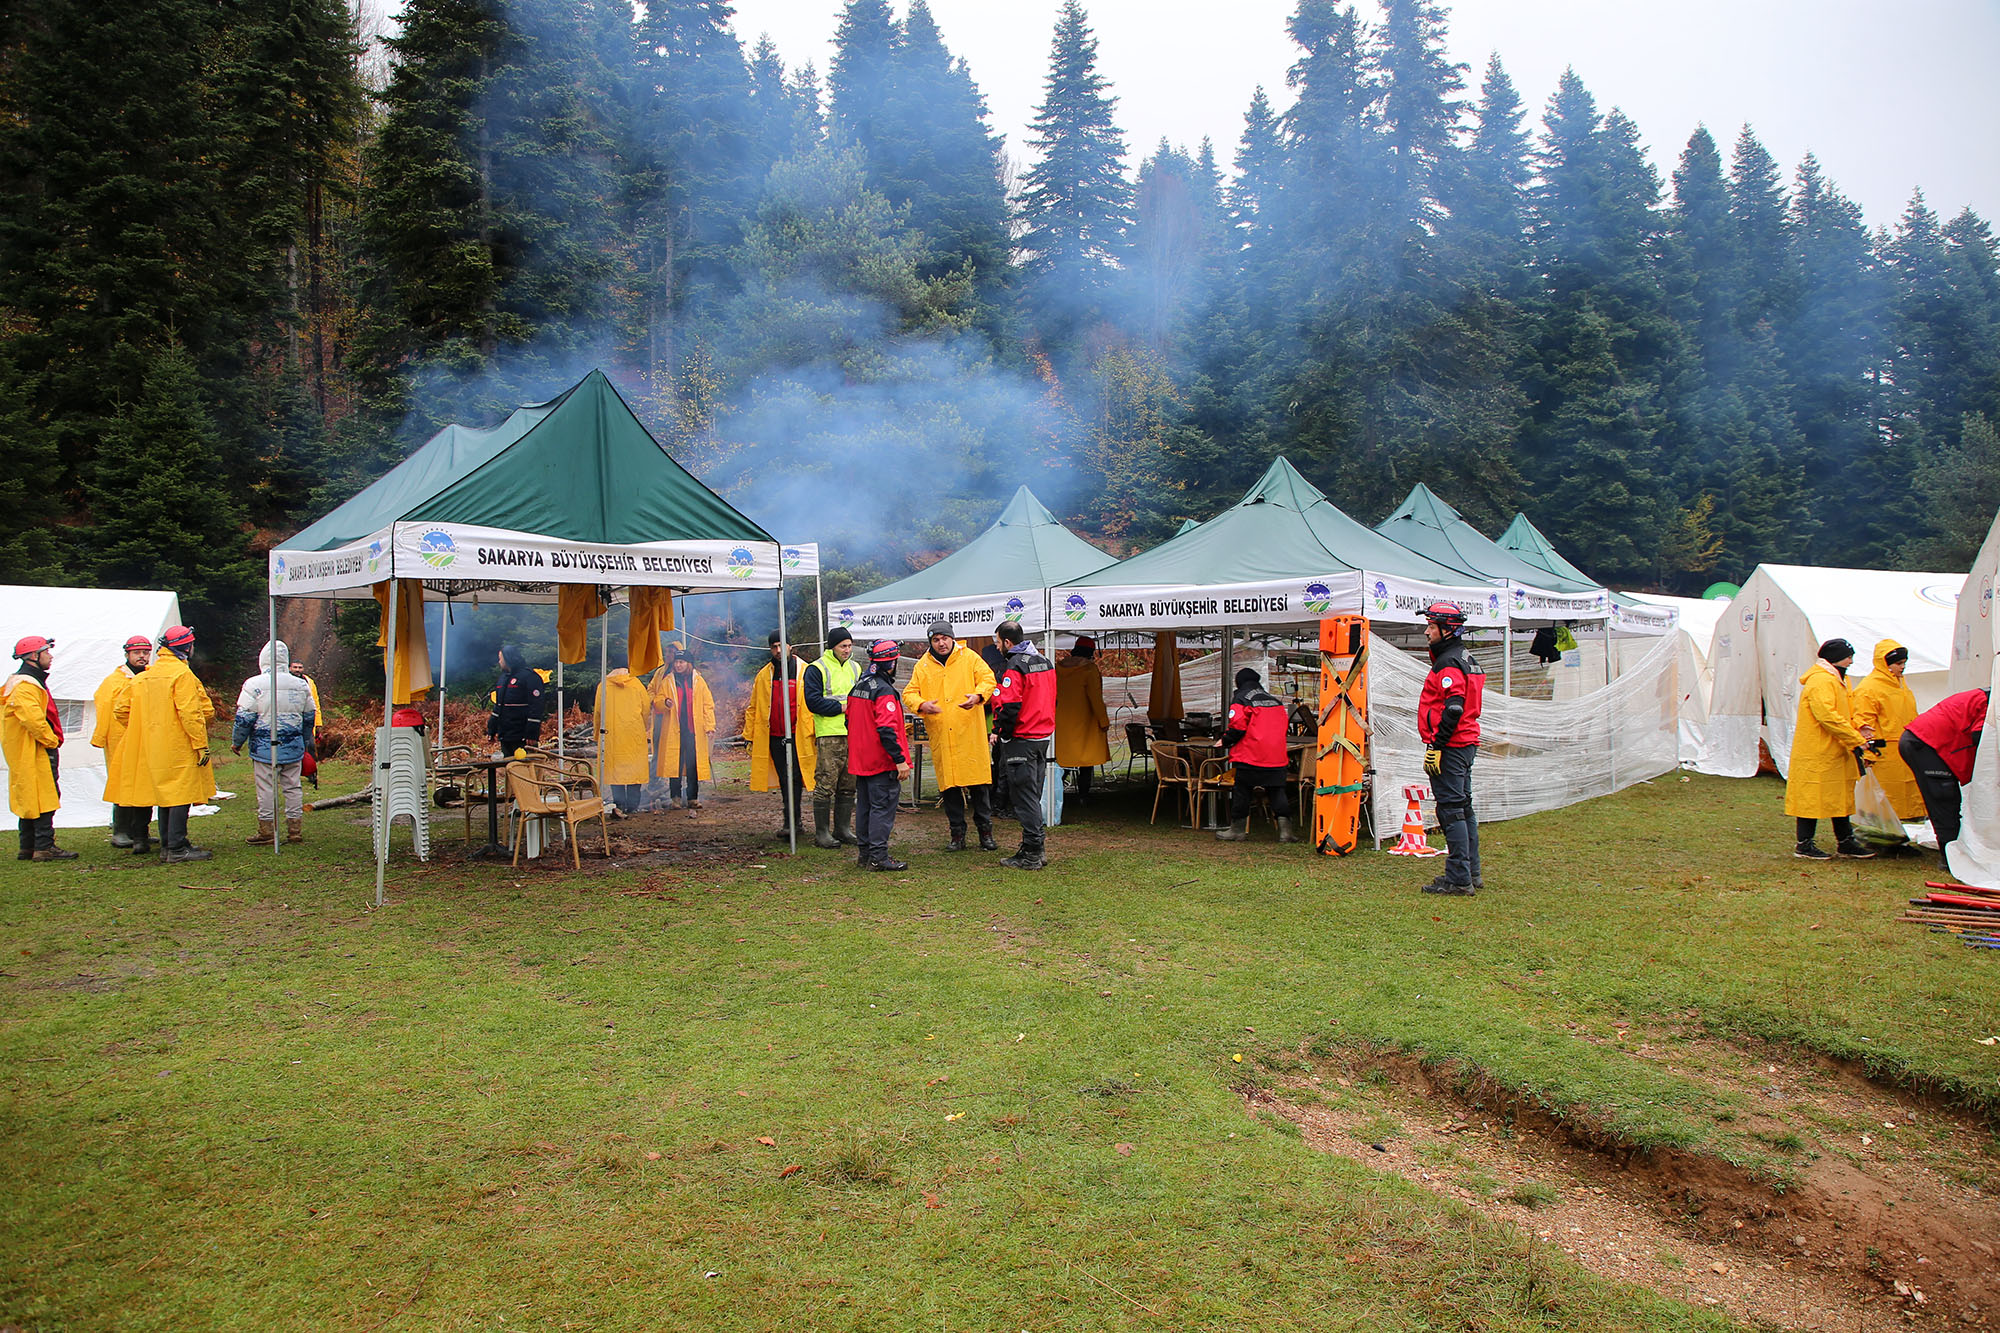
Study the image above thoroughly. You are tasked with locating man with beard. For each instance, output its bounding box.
[904,621,997,852]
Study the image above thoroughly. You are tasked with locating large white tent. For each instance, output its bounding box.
[0,585,181,829]
[1944,510,2000,887]
[1700,564,1963,778]
[1624,593,1732,763]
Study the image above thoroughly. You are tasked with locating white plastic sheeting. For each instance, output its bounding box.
[1092,632,1680,833]
[1365,631,1680,836]
[0,584,181,829]
[1701,565,1962,779]
[1945,509,2000,888]
[1625,593,1732,763]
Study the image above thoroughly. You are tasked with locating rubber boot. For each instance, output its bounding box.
[1214,817,1249,842]
[247,820,275,845]
[976,820,998,852]
[812,799,839,849]
[1275,817,1298,844]
[285,819,304,845]
[834,793,858,846]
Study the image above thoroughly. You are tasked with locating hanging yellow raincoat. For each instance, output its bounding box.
[3,671,61,819]
[658,670,716,781]
[1850,639,1924,819]
[91,665,139,799]
[1783,661,1866,819]
[1054,658,1111,768]
[113,649,216,808]
[747,660,816,792]
[903,644,996,790]
[594,669,653,786]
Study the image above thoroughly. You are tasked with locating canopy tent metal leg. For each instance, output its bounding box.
[434,597,450,766]
[598,605,610,785]
[376,576,396,908]
[268,595,280,856]
[1502,611,1513,698]
[778,582,797,856]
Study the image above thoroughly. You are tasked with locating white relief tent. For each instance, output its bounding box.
[1943,508,2000,887]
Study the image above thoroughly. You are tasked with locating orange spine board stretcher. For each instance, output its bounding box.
[1314,616,1370,856]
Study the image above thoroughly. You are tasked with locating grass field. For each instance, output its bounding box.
[2,754,1995,1332]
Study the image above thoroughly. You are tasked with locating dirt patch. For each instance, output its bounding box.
[1251,1044,2000,1331]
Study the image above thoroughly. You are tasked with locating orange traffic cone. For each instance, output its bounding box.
[1387,782,1445,857]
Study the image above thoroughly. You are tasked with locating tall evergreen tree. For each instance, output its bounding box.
[1726,126,1796,335]
[1449,54,1535,299]
[1017,0,1132,359]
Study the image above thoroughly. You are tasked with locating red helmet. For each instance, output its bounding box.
[868,639,900,663]
[12,635,52,659]
[123,635,153,652]
[160,624,196,652]
[1422,602,1467,633]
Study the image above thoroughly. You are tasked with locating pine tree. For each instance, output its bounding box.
[1667,126,1736,383]
[88,343,260,623]
[1726,126,1796,335]
[1450,54,1535,298]
[1905,413,2000,568]
[1017,0,1132,359]
[1125,141,1230,356]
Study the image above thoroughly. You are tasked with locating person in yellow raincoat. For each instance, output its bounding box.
[903,620,998,851]
[1054,636,1111,803]
[658,654,716,810]
[594,667,652,815]
[747,632,815,840]
[113,624,216,863]
[643,640,680,805]
[1785,638,1875,861]
[92,634,154,849]
[6,635,74,861]
[1850,639,1924,820]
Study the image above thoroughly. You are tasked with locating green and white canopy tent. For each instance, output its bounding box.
[1056,459,1501,634]
[269,370,806,895]
[832,486,1116,638]
[1375,485,1611,623]
[1496,514,1677,637]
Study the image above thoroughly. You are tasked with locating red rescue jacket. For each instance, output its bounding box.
[1417,638,1484,748]
[1905,688,1989,784]
[845,671,908,777]
[1224,688,1290,768]
[993,648,1056,740]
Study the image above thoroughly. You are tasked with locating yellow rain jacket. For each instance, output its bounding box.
[747,660,816,792]
[113,648,216,808]
[1054,658,1111,768]
[3,670,61,819]
[1784,661,1866,819]
[903,643,996,790]
[658,670,716,781]
[594,669,653,786]
[91,665,140,799]
[1850,639,1924,819]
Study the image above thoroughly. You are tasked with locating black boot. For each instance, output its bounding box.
[1421,875,1474,896]
[834,793,858,846]
[976,821,998,852]
[812,799,839,849]
[946,826,968,852]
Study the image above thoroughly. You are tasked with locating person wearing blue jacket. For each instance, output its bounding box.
[231,641,317,845]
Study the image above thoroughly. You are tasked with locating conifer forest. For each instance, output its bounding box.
[4,0,1998,644]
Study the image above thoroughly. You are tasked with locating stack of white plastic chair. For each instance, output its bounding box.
[372,726,432,862]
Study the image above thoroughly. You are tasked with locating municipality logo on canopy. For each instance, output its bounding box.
[1303,580,1333,614]
[1371,580,1389,613]
[1005,596,1026,617]
[272,555,287,588]
[1062,594,1087,622]
[727,547,755,579]
[832,606,856,625]
[418,529,457,569]
[782,547,803,569]
[366,539,384,575]
[1487,592,1502,619]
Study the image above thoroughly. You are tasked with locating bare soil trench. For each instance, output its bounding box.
[1249,1039,1999,1332]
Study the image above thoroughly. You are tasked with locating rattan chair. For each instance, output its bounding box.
[1149,741,1197,825]
[508,761,611,869]
[1192,750,1236,826]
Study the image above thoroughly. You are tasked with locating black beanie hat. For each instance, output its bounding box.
[928,620,953,640]
[1818,638,1856,663]
[1235,667,1260,688]
[1884,645,1908,666]
[826,626,853,648]
[768,630,783,647]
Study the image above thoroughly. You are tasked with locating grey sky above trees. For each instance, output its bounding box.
[730,0,2000,229]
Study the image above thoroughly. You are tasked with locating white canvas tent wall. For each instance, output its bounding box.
[1700,564,1963,778]
[1944,509,2000,887]
[0,585,180,829]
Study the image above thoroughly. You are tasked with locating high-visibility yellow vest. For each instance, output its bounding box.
[811,652,861,737]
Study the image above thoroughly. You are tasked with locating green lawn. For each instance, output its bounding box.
[2,759,1993,1331]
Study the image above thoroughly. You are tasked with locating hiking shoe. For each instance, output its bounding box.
[1000,853,1046,871]
[32,847,78,861]
[1794,841,1832,860]
[1420,875,1474,896]
[870,858,909,872]
[161,845,212,863]
[977,828,999,852]
[1835,839,1877,860]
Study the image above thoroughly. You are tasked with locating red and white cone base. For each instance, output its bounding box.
[1387,782,1445,857]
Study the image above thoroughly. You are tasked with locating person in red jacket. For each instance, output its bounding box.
[1417,602,1485,896]
[845,639,911,872]
[1900,688,1989,874]
[1215,667,1297,843]
[990,621,1057,869]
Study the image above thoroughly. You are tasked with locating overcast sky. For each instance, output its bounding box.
[729,0,2000,231]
